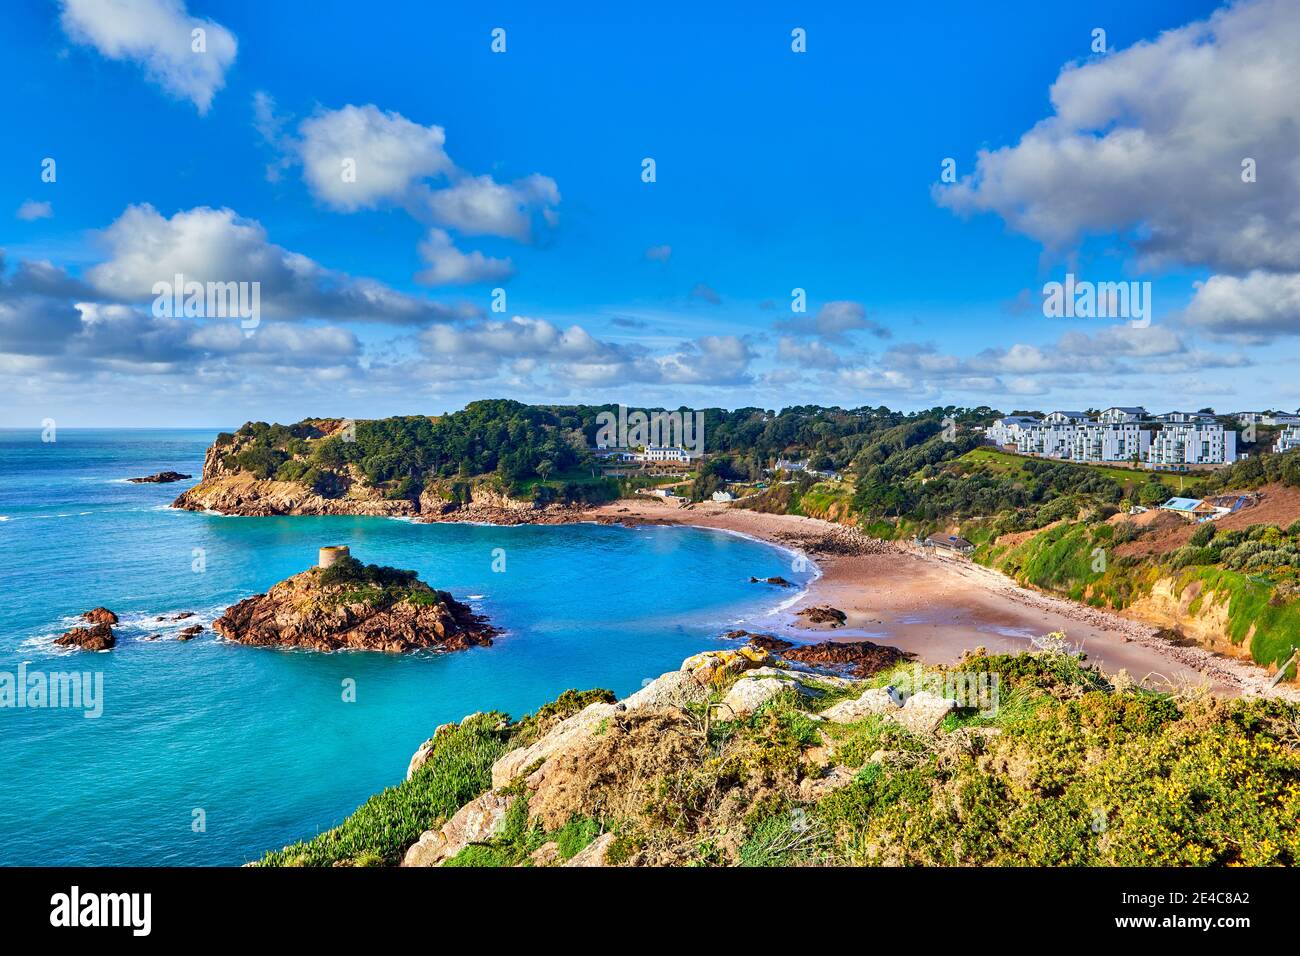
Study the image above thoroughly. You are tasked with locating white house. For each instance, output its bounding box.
[641,445,697,463]
[773,458,807,472]
[1098,406,1148,424]
[1147,422,1237,466]
[1278,426,1300,453]
[711,490,736,502]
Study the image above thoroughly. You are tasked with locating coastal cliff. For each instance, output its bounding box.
[172,418,600,521]
[213,557,496,653]
[258,641,1300,867]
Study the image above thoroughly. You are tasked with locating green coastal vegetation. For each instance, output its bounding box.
[259,649,1300,867]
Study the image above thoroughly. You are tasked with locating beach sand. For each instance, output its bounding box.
[579,498,1297,700]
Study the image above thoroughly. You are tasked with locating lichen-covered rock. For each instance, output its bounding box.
[490,701,619,790]
[621,670,710,711]
[401,791,512,867]
[563,832,616,867]
[799,765,857,799]
[821,686,904,723]
[680,645,772,685]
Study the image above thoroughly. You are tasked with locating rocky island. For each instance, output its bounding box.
[128,471,192,483]
[213,547,497,653]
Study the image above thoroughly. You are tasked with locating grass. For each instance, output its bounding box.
[257,713,511,866]
[960,447,1210,492]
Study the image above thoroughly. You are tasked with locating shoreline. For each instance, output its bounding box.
[563,499,1297,700]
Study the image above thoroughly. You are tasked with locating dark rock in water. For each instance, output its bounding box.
[748,576,793,587]
[778,639,911,678]
[82,607,119,625]
[177,624,204,640]
[722,630,793,652]
[145,634,162,641]
[157,611,195,621]
[796,605,847,627]
[55,623,115,651]
[213,560,498,653]
[128,471,193,484]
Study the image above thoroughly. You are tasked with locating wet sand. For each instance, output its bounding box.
[579,498,1297,700]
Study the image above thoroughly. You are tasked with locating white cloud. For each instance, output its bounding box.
[644,244,672,262]
[1183,270,1300,340]
[85,204,475,325]
[936,0,1300,276]
[295,104,453,211]
[16,201,53,221]
[415,229,514,286]
[423,173,560,241]
[60,0,237,114]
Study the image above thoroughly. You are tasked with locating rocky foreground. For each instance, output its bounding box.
[259,637,1300,868]
[213,558,496,653]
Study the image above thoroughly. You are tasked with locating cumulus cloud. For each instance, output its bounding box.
[778,300,889,342]
[423,173,560,241]
[688,282,722,305]
[60,0,237,113]
[16,201,53,221]
[294,104,453,211]
[1183,270,1300,340]
[258,101,561,241]
[85,204,476,325]
[415,229,514,286]
[645,245,672,263]
[936,0,1300,275]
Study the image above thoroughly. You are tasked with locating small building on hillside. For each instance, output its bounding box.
[923,533,975,555]
[1158,497,1219,521]
[711,490,735,502]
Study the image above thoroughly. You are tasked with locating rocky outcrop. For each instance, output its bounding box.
[822,685,955,733]
[82,607,119,626]
[173,472,415,517]
[128,471,192,483]
[55,622,115,651]
[749,575,792,587]
[796,605,847,628]
[491,700,620,789]
[563,832,615,867]
[212,564,496,653]
[400,792,513,866]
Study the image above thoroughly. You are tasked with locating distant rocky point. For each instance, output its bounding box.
[213,549,497,653]
[128,471,192,483]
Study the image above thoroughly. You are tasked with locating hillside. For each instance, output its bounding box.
[258,644,1300,867]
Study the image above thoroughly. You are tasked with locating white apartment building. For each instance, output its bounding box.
[1069,422,1151,462]
[1016,423,1077,459]
[986,415,1039,447]
[1098,406,1147,424]
[1147,423,1237,466]
[1042,410,1091,425]
[1278,426,1300,453]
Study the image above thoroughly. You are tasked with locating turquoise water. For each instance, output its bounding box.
[0,429,809,866]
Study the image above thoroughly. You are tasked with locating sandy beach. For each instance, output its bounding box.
[577,498,1298,700]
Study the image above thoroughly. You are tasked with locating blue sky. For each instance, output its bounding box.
[2,0,1297,426]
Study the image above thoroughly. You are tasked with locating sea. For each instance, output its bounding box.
[0,428,811,865]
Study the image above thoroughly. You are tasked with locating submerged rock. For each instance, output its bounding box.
[127,471,192,483]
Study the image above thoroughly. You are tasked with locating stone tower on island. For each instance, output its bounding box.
[318,545,350,569]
